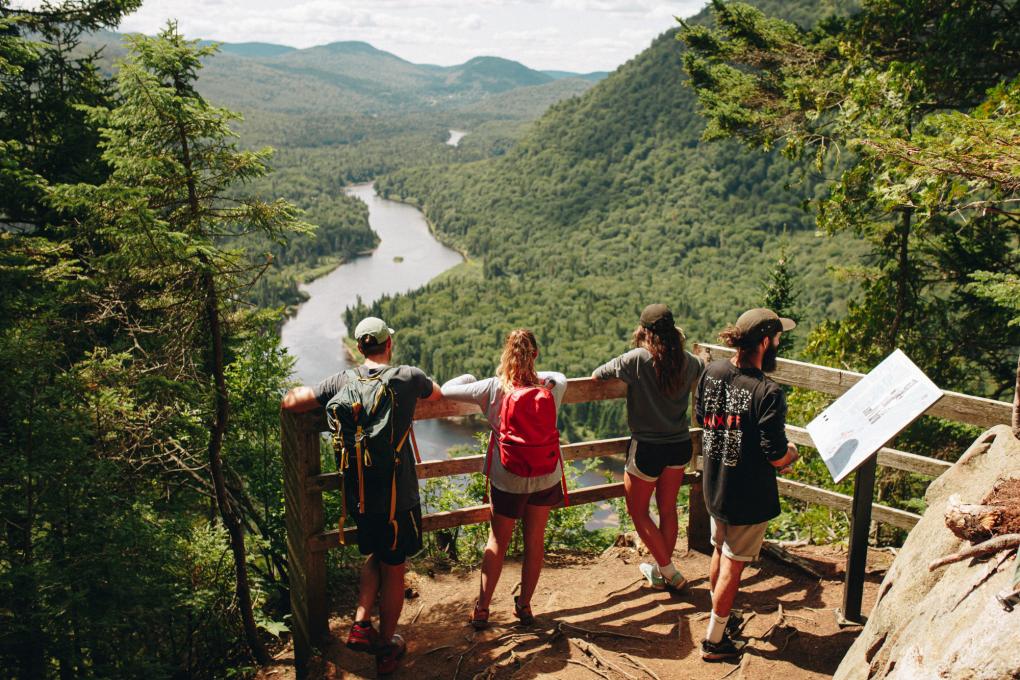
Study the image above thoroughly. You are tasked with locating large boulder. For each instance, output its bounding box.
[835,425,1020,680]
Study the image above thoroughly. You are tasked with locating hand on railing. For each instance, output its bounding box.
[777,443,799,475]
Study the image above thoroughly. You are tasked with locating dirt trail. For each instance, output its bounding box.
[259,544,891,680]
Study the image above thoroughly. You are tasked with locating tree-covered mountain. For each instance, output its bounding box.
[83,32,605,114]
[74,30,606,309]
[357,1,866,439]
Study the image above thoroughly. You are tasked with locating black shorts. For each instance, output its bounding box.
[490,482,563,520]
[625,438,693,482]
[353,504,423,566]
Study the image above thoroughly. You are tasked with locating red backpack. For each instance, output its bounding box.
[485,385,569,504]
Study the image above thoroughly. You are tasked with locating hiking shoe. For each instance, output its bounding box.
[701,633,745,662]
[346,620,380,654]
[376,634,406,676]
[639,562,666,590]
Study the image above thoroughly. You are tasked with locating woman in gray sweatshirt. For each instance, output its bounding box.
[592,304,704,591]
[442,329,567,629]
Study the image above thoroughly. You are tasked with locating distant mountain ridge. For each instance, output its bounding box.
[84,32,608,114]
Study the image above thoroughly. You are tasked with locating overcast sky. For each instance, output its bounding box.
[96,0,709,73]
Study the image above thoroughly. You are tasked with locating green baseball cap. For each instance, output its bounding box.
[353,316,394,343]
[735,308,796,342]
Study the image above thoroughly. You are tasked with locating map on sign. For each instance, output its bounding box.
[806,349,943,483]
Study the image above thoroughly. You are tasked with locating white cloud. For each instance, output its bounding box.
[494,27,561,41]
[101,0,706,71]
[550,0,653,13]
[457,14,485,31]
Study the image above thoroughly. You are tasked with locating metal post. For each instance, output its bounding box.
[838,454,877,626]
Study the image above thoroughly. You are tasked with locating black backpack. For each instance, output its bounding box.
[325,366,418,545]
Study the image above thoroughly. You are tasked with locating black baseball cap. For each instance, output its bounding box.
[640,303,674,329]
[734,308,796,342]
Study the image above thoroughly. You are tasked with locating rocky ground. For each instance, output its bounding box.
[258,542,893,680]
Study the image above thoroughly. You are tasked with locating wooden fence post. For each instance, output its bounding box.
[282,408,329,679]
[688,430,713,554]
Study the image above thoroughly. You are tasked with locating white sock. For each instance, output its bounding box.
[706,611,728,644]
[659,562,678,580]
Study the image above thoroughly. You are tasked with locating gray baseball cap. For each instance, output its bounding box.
[353,316,394,343]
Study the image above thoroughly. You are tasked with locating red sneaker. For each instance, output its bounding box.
[346,621,380,654]
[376,634,406,676]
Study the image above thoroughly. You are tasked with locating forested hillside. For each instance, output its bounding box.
[76,31,603,309]
[5,1,1016,678]
[365,1,865,439]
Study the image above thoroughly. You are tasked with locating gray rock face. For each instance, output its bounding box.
[835,425,1020,680]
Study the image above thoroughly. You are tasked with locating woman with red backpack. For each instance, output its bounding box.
[592,304,704,591]
[442,329,568,629]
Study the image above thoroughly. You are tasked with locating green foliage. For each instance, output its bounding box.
[761,247,804,352]
[357,7,864,437]
[680,0,1020,400]
[1,12,311,676]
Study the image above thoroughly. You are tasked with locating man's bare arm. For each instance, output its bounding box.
[281,386,320,413]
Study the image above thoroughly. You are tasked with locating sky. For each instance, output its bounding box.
[97,0,709,73]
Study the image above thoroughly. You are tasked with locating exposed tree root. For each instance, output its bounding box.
[928,533,1020,571]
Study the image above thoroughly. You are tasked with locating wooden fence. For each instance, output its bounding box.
[281,345,1010,676]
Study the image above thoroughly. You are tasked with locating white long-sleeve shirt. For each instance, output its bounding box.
[441,372,567,494]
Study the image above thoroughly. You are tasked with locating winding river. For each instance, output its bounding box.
[280,182,483,456]
[280,174,616,522]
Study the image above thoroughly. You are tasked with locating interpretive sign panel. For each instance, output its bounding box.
[807,349,943,483]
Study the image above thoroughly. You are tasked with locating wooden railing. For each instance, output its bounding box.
[281,347,1010,675]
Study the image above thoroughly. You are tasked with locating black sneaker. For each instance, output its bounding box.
[701,633,745,662]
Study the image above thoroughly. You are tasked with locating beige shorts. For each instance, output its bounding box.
[710,517,768,562]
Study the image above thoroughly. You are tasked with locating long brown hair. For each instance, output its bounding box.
[632,323,689,397]
[497,329,540,393]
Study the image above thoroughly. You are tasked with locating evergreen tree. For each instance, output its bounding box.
[679,0,1020,397]
[761,248,803,353]
[53,23,308,665]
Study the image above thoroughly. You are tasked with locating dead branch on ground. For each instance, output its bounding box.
[619,653,661,680]
[928,533,1020,571]
[557,621,647,641]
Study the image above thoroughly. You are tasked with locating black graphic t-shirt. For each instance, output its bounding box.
[695,359,789,525]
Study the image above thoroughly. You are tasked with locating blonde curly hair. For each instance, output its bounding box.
[496,329,541,394]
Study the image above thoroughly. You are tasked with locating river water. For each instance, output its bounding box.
[280,182,483,456]
[446,129,467,146]
[280,178,617,522]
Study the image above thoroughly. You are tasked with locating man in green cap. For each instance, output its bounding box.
[282,316,441,675]
[694,308,800,661]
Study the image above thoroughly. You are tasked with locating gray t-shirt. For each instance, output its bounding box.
[314,364,433,512]
[592,348,704,444]
[441,372,567,494]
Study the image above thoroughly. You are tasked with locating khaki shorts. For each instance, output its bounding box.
[710,517,768,562]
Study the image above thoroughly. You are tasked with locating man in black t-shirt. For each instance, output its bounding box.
[282,316,441,675]
[694,308,800,661]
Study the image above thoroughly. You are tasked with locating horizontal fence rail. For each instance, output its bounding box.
[696,344,1011,428]
[283,352,1011,676]
[310,474,704,552]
